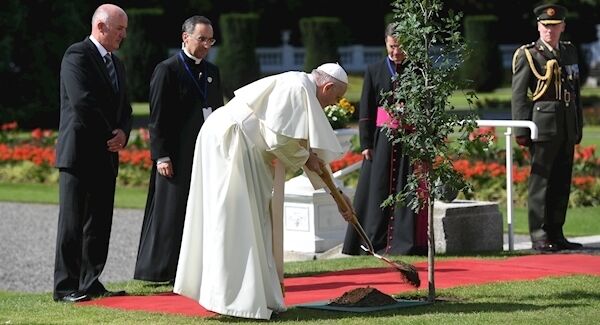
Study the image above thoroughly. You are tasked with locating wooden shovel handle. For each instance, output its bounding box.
[318,165,375,253]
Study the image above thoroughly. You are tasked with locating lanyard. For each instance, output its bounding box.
[178,51,208,105]
[386,58,398,80]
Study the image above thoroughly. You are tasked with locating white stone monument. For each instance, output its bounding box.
[283,128,358,253]
[283,175,355,253]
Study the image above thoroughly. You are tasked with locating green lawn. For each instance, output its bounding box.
[133,83,600,118]
[500,205,600,237]
[131,74,365,118]
[1,182,599,237]
[0,182,147,209]
[132,102,149,117]
[449,86,600,109]
[2,265,600,324]
[481,125,600,154]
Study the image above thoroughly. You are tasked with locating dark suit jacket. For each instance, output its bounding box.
[358,57,395,151]
[56,37,133,175]
[511,39,583,143]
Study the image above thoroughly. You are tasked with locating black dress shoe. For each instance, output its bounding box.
[55,292,90,303]
[532,240,560,252]
[554,239,583,250]
[88,289,127,299]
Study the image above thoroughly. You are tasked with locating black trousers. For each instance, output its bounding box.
[528,138,575,243]
[53,167,116,299]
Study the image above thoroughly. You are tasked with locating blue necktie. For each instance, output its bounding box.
[104,53,118,91]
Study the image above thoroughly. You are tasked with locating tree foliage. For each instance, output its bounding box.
[382,0,484,212]
[0,1,89,127]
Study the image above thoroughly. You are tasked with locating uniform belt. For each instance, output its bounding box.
[535,90,572,104]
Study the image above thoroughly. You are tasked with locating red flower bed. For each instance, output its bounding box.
[330,151,362,172]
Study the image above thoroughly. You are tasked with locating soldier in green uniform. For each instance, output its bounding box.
[511,4,583,252]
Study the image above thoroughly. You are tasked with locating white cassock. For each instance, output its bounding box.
[173,71,342,320]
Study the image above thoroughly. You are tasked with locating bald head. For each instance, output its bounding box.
[91,4,128,52]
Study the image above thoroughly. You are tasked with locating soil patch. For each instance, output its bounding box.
[328,286,397,307]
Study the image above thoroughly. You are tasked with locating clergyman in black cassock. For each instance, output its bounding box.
[134,16,224,282]
[342,24,427,256]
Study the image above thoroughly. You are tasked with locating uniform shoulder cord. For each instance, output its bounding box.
[513,47,561,101]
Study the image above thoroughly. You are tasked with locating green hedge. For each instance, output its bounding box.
[462,15,502,92]
[119,8,166,102]
[215,13,260,100]
[299,17,343,72]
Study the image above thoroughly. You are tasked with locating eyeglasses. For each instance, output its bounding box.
[189,34,216,46]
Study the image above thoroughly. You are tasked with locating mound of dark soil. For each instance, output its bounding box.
[328,286,397,307]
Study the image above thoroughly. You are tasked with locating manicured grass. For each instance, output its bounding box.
[345,74,363,103]
[1,269,599,324]
[132,102,149,117]
[488,125,600,148]
[0,182,147,209]
[1,182,598,238]
[499,205,600,237]
[449,86,600,109]
[131,74,364,119]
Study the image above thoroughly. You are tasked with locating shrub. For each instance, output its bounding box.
[215,13,261,100]
[299,17,343,72]
[119,8,166,102]
[462,15,503,92]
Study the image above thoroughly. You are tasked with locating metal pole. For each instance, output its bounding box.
[504,127,514,251]
[476,120,537,252]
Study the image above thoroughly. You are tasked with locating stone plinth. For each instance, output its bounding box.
[283,174,354,253]
[433,200,503,254]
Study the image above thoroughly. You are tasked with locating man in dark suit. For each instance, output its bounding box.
[511,4,583,252]
[134,16,224,282]
[53,4,132,302]
[342,23,427,256]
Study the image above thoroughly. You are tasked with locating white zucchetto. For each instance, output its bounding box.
[316,63,348,84]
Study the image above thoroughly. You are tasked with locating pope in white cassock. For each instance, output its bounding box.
[173,63,353,320]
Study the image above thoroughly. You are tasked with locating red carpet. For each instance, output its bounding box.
[80,254,600,317]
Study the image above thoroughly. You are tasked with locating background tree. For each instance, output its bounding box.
[215,13,261,100]
[299,17,344,72]
[461,15,502,92]
[119,8,167,102]
[1,1,89,128]
[384,0,482,301]
[0,0,25,124]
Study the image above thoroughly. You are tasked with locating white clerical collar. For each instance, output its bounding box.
[90,35,109,58]
[182,44,202,64]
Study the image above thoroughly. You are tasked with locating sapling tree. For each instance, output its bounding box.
[382,0,487,301]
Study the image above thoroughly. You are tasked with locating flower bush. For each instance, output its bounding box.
[1,120,598,208]
[0,121,151,187]
[330,151,362,173]
[451,128,600,207]
[324,97,355,129]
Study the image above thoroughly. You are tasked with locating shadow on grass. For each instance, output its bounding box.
[209,299,584,323]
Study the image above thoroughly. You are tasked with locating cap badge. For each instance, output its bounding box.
[546,8,555,16]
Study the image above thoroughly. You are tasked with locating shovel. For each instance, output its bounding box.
[318,165,421,287]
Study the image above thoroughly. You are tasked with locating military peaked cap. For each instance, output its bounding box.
[534,4,567,25]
